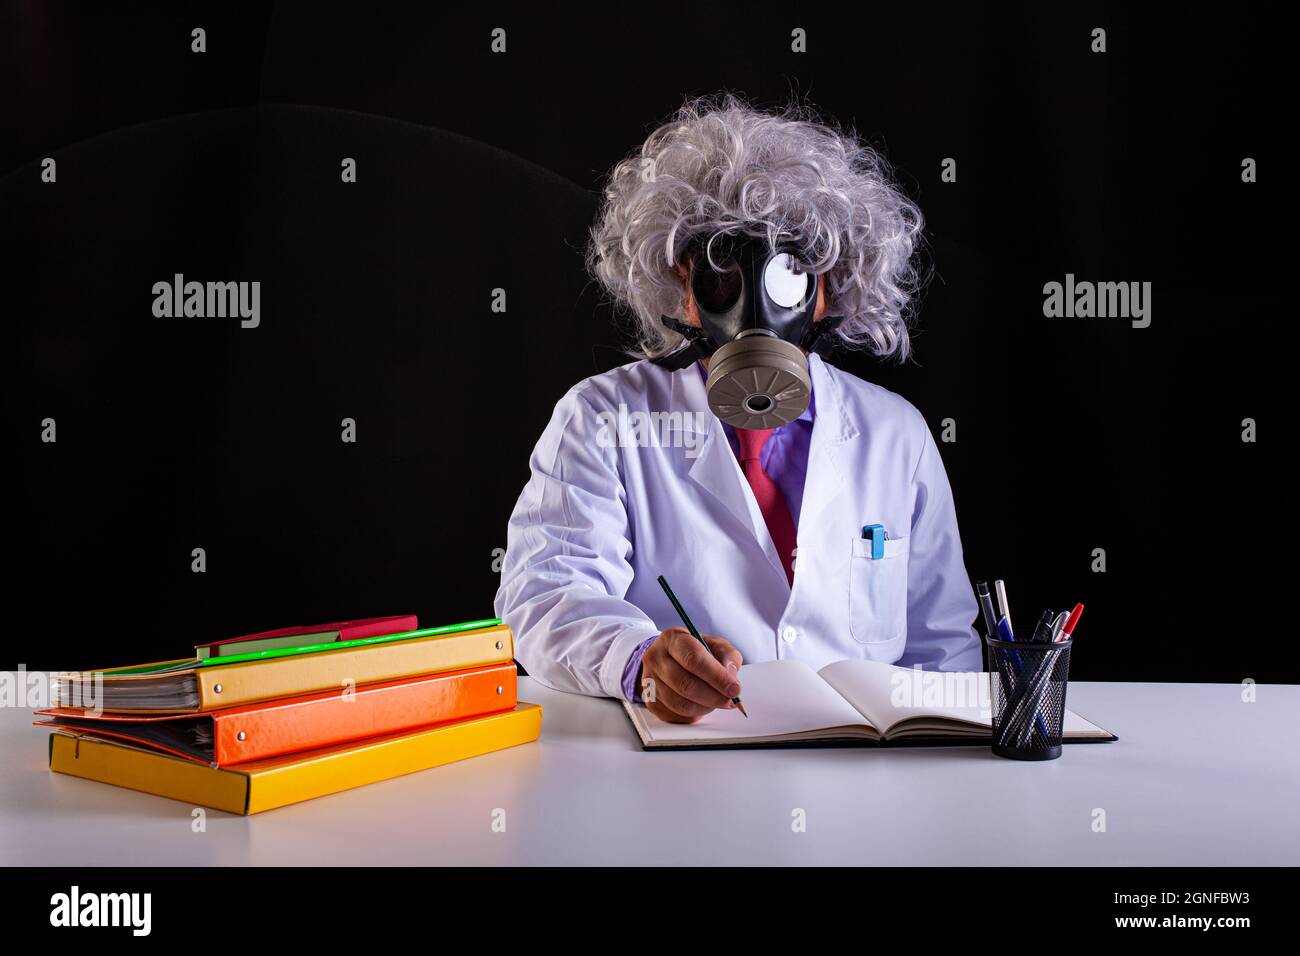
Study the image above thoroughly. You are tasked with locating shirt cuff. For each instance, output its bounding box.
[619,634,660,703]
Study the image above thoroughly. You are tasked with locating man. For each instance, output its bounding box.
[495,94,981,723]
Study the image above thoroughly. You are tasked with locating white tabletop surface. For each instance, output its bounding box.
[2,675,1296,865]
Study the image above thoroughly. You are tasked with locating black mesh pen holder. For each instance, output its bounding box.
[985,636,1072,760]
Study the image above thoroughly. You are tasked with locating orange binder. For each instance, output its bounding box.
[36,663,518,766]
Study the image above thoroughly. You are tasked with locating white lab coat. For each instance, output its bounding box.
[494,352,982,700]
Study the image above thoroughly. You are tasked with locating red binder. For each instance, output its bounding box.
[195,614,418,658]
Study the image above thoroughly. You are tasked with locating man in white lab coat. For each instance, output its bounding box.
[495,95,982,723]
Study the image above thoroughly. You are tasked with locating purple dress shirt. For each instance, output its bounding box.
[620,363,816,702]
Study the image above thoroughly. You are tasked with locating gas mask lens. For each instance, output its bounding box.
[692,258,743,313]
[689,237,744,312]
[763,253,813,309]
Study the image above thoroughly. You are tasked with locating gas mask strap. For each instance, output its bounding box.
[649,316,717,370]
[800,314,846,359]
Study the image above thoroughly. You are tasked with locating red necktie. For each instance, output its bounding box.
[735,428,798,585]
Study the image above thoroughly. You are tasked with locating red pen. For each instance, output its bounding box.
[1057,603,1084,641]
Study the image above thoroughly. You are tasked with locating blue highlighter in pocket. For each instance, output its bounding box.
[861,523,886,560]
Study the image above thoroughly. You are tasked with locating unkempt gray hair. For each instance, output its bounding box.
[587,93,927,360]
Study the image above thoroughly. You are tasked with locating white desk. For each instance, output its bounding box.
[1,676,1295,865]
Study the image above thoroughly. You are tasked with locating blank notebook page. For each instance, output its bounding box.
[818,659,1110,737]
[819,660,989,731]
[631,659,867,742]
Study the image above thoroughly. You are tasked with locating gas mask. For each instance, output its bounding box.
[654,233,843,430]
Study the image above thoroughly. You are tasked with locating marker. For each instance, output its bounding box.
[1050,611,1069,641]
[862,524,886,560]
[1058,603,1084,641]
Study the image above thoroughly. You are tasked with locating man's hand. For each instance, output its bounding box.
[638,627,743,723]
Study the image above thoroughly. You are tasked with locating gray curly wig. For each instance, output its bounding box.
[586,93,927,361]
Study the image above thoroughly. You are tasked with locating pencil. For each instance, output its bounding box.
[656,574,747,718]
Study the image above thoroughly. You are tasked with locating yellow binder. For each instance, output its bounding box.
[48,702,543,814]
[58,623,514,713]
[190,626,513,712]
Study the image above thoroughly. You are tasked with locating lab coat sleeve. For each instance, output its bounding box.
[493,385,661,700]
[894,424,984,672]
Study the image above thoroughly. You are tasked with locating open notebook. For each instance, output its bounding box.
[623,659,1116,748]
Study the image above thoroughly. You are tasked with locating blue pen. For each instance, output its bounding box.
[996,614,1048,743]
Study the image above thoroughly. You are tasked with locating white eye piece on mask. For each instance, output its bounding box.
[763,253,812,309]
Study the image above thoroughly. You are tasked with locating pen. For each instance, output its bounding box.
[657,574,747,718]
[976,581,999,643]
[1050,611,1069,642]
[994,579,1013,635]
[996,610,1048,744]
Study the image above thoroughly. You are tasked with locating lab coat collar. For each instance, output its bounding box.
[664,366,757,540]
[807,352,858,446]
[799,352,857,528]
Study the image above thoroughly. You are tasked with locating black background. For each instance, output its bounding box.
[2,2,1284,681]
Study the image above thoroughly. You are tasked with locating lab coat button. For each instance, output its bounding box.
[781,626,799,644]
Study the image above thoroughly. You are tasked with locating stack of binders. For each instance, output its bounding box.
[34,615,541,814]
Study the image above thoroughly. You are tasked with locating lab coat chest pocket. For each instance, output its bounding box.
[848,535,909,644]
